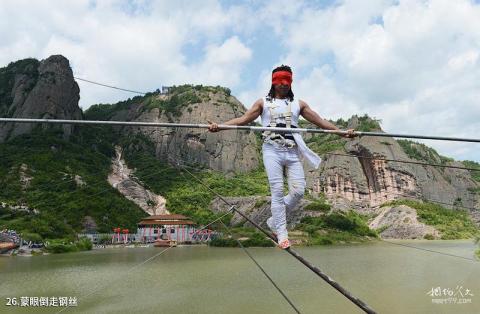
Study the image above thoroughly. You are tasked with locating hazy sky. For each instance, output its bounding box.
[1,0,480,161]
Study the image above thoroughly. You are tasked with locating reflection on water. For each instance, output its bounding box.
[1,240,479,314]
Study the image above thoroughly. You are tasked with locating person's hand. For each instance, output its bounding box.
[207,120,220,132]
[342,128,357,138]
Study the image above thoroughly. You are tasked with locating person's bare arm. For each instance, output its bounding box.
[299,100,356,138]
[208,99,263,132]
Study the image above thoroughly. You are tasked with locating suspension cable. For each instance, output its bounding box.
[74,77,147,95]
[380,239,478,262]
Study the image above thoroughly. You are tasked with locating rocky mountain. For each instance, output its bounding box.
[86,85,259,175]
[0,55,82,142]
[308,134,480,226]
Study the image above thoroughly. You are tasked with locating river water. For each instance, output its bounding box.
[1,240,479,314]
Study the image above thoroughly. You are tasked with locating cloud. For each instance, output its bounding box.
[0,0,253,108]
[262,0,480,161]
[197,36,252,87]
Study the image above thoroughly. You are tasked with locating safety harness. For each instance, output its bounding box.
[262,98,297,148]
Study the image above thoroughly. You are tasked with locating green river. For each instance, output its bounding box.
[1,240,479,314]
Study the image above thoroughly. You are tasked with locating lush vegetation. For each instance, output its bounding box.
[142,84,233,115]
[303,197,331,212]
[354,114,382,132]
[295,211,377,245]
[300,118,346,154]
[209,227,274,247]
[463,160,480,183]
[398,139,453,165]
[84,84,233,121]
[169,84,231,96]
[382,199,479,239]
[0,104,269,244]
[142,90,201,116]
[301,114,382,155]
[305,132,347,155]
[44,237,92,253]
[123,147,269,226]
[84,89,167,120]
[0,128,146,241]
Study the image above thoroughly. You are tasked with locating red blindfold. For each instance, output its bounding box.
[272,71,293,86]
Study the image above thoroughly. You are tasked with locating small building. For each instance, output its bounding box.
[137,214,199,243]
[160,86,172,94]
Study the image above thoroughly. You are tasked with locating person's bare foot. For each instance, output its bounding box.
[278,239,290,249]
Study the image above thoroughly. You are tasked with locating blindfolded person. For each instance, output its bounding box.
[208,65,356,249]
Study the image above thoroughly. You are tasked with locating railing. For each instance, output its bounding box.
[77,232,221,244]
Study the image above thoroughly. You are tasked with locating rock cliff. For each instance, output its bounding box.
[0,55,82,142]
[306,132,480,226]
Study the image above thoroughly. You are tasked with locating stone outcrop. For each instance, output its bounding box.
[108,146,169,215]
[0,55,82,142]
[369,205,439,239]
[307,136,421,212]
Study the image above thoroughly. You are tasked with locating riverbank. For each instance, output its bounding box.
[3,236,478,256]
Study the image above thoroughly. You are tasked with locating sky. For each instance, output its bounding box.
[1,0,480,162]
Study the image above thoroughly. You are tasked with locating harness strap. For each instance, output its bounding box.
[285,101,292,128]
[262,98,294,141]
[264,102,279,137]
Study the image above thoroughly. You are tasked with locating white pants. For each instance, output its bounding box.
[262,142,306,242]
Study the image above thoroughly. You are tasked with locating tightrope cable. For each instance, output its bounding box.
[168,156,377,314]
[1,118,480,144]
[174,167,302,313]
